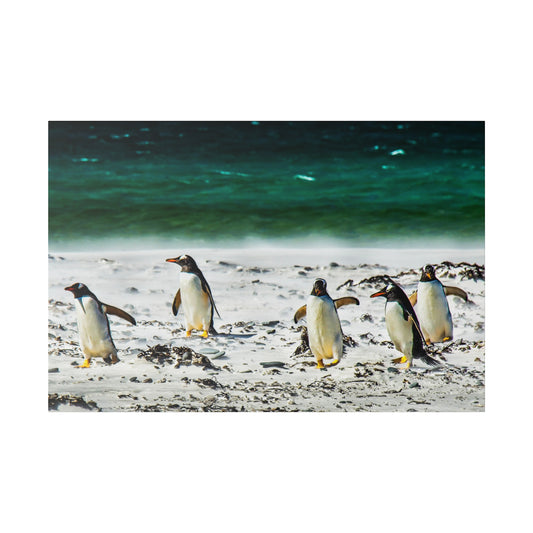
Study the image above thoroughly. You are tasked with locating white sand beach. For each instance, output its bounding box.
[48,247,485,412]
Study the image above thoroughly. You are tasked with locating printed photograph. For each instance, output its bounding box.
[48,121,485,412]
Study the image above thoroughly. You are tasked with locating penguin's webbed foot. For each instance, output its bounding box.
[77,359,91,368]
[392,356,408,364]
[325,359,340,367]
[442,336,452,342]
[316,360,325,369]
[186,330,192,338]
[201,330,209,338]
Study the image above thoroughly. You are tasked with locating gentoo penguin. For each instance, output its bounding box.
[371,281,438,370]
[409,264,469,343]
[165,254,220,338]
[64,283,136,368]
[293,278,359,369]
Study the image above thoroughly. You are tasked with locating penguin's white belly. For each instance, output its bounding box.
[306,296,342,360]
[75,297,116,357]
[180,272,211,330]
[385,302,413,355]
[416,281,452,342]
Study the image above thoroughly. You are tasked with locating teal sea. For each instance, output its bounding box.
[48,121,484,250]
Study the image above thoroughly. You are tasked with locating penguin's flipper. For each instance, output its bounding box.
[293,305,307,323]
[198,275,221,318]
[408,291,418,306]
[405,311,429,348]
[172,289,181,316]
[444,286,468,301]
[334,296,360,308]
[102,304,136,325]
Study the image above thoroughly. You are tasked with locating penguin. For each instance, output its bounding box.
[370,281,438,370]
[293,278,359,369]
[409,264,468,343]
[165,254,220,338]
[64,282,136,368]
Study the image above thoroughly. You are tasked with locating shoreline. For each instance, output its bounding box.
[48,235,485,254]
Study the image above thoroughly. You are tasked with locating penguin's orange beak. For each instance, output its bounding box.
[166,258,178,263]
[426,272,432,279]
[370,291,386,298]
[64,285,75,292]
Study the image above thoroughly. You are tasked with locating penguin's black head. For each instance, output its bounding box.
[421,264,436,281]
[370,281,402,301]
[165,254,199,272]
[64,282,91,298]
[311,278,328,297]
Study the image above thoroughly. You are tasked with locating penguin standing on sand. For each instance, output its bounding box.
[371,281,438,370]
[409,264,468,343]
[294,278,359,369]
[64,282,136,368]
[165,254,220,338]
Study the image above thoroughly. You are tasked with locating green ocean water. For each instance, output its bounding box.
[48,121,484,249]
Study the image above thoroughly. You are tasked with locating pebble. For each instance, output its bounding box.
[260,361,286,368]
[387,367,400,374]
[48,368,59,373]
[197,347,226,359]
[198,347,220,355]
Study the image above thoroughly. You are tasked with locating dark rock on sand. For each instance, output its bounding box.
[438,261,485,281]
[260,361,287,368]
[138,344,219,370]
[48,394,98,411]
[194,378,220,389]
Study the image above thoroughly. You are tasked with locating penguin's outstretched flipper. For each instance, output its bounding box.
[334,296,360,308]
[293,305,307,323]
[294,296,359,324]
[172,289,181,316]
[102,304,136,325]
[444,286,468,301]
[408,291,418,306]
